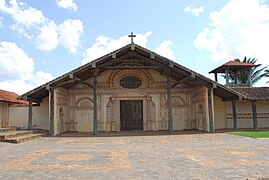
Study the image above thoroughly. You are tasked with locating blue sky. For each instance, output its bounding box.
[0,0,269,94]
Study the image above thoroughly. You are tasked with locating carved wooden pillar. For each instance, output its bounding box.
[146,97,152,131]
[111,98,117,131]
[49,89,54,135]
[232,100,238,129]
[28,100,33,130]
[93,72,98,135]
[252,100,258,129]
[208,88,214,132]
[166,69,173,133]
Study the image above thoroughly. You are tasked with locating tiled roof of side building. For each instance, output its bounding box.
[231,87,269,100]
[0,89,28,106]
[209,61,256,74]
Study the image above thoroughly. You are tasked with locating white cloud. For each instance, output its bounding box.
[0,41,53,94]
[0,0,83,53]
[0,41,34,81]
[33,71,54,86]
[194,0,269,68]
[154,40,175,60]
[0,0,46,26]
[58,19,84,53]
[184,5,204,17]
[56,0,77,12]
[36,22,59,51]
[0,80,33,95]
[82,32,152,64]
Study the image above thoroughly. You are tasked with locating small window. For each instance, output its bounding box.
[120,76,142,89]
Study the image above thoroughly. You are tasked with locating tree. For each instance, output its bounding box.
[266,70,269,83]
[233,57,269,86]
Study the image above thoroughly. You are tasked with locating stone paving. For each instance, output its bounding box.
[0,133,268,179]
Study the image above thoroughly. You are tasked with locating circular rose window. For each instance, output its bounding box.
[120,76,142,89]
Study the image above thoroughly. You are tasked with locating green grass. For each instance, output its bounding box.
[227,130,269,138]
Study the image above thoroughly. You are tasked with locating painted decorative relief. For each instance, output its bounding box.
[106,100,112,132]
[67,94,77,131]
[76,98,93,132]
[107,69,153,89]
[159,93,168,130]
[172,96,186,130]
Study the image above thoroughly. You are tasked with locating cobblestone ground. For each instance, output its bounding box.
[0,133,268,179]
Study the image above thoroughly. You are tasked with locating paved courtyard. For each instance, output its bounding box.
[0,133,268,179]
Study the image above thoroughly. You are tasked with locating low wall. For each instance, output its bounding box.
[9,96,49,130]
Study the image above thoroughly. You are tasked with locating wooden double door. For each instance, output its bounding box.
[120,100,143,131]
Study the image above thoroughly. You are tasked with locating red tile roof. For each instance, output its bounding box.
[231,87,269,100]
[223,61,257,67]
[209,61,257,74]
[0,89,28,106]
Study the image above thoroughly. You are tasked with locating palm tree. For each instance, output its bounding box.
[266,70,269,83]
[233,57,269,86]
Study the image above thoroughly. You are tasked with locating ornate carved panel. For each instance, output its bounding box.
[159,93,168,130]
[76,97,93,132]
[106,99,112,132]
[107,69,153,89]
[77,99,93,111]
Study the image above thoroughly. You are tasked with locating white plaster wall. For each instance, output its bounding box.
[1,102,9,128]
[9,106,28,128]
[226,100,269,128]
[34,96,49,129]
[0,102,3,127]
[214,95,226,129]
[9,96,49,130]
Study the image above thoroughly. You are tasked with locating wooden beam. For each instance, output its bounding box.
[171,74,195,89]
[208,88,214,132]
[97,53,133,68]
[105,66,166,70]
[166,69,173,133]
[93,70,98,135]
[28,100,33,130]
[54,79,76,88]
[252,100,258,129]
[23,96,41,103]
[232,100,238,129]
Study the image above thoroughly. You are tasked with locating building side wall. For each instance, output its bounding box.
[226,100,269,128]
[214,95,226,129]
[0,102,2,127]
[0,102,10,128]
[9,96,49,130]
[194,86,208,131]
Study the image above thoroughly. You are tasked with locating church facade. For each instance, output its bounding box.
[8,43,268,135]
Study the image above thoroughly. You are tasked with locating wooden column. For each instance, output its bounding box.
[232,100,238,129]
[252,100,258,129]
[111,98,117,131]
[248,70,252,87]
[93,72,98,135]
[28,100,33,130]
[225,68,229,86]
[49,90,54,135]
[166,69,173,133]
[146,98,152,131]
[214,73,218,82]
[208,88,214,132]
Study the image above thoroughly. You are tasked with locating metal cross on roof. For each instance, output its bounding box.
[128,32,136,43]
